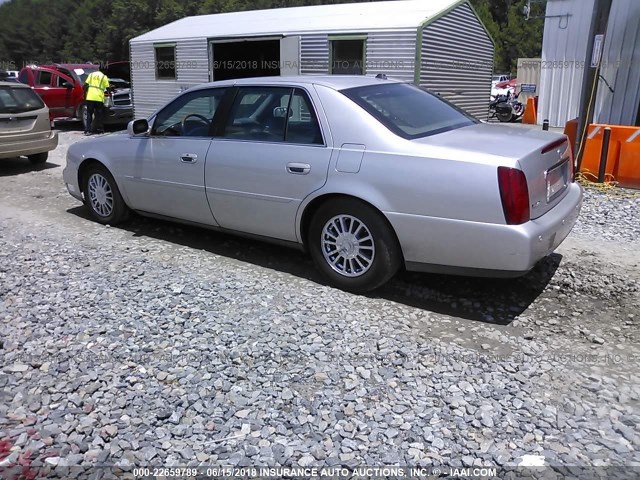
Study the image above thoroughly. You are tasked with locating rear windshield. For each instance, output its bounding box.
[0,86,45,113]
[341,83,477,139]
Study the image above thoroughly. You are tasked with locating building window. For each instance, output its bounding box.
[155,44,176,80]
[330,38,366,75]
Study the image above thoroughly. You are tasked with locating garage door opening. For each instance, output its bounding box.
[211,39,280,81]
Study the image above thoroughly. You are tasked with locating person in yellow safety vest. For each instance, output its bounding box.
[83,69,110,135]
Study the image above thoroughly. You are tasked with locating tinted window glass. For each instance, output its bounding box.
[18,71,28,84]
[153,88,226,137]
[36,71,52,86]
[0,86,45,113]
[224,87,292,142]
[285,89,323,145]
[342,83,477,139]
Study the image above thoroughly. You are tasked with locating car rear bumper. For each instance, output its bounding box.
[103,106,133,126]
[387,182,583,276]
[0,131,58,159]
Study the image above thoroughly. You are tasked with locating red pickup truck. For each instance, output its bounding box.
[18,63,133,126]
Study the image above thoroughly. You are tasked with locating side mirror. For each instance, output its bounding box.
[63,82,74,89]
[127,119,149,136]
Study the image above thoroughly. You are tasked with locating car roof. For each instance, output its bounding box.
[0,80,30,88]
[191,75,405,92]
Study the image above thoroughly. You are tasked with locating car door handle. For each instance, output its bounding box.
[286,163,311,175]
[180,153,197,163]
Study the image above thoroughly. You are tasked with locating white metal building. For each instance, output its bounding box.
[129,0,494,119]
[538,0,640,127]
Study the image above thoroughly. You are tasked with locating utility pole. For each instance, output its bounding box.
[575,0,613,170]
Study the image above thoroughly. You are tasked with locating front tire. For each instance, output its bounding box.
[308,198,401,293]
[83,164,129,225]
[27,152,48,164]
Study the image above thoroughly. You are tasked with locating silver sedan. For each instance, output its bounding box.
[63,76,582,292]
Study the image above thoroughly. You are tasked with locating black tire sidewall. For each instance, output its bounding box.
[83,165,128,225]
[309,199,401,293]
[27,152,48,164]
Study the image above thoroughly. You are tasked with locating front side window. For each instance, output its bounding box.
[152,88,227,137]
[331,39,365,75]
[342,83,478,139]
[155,45,176,80]
[0,86,45,113]
[223,87,323,145]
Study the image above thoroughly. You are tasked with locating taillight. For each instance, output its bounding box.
[498,167,530,225]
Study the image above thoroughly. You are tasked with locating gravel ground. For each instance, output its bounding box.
[0,127,639,478]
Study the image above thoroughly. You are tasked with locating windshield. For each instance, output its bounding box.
[341,83,477,139]
[0,86,45,113]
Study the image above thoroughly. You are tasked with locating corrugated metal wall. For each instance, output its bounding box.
[420,3,493,119]
[130,38,209,118]
[300,35,330,74]
[538,0,595,127]
[593,0,640,126]
[365,29,417,82]
[516,58,541,103]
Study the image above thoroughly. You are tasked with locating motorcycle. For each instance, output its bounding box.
[488,90,524,123]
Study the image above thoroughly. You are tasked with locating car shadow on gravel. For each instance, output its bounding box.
[0,157,58,177]
[67,207,562,325]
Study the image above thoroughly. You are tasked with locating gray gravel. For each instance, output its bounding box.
[0,130,639,477]
[571,187,640,243]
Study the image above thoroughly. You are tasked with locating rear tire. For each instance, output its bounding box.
[308,198,401,293]
[27,152,48,164]
[83,164,129,225]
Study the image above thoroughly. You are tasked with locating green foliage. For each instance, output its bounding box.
[0,0,542,75]
[470,0,544,74]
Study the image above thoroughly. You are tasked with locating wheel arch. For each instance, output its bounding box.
[77,158,109,196]
[298,192,404,263]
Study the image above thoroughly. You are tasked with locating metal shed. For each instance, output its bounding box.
[129,0,494,119]
[538,0,640,127]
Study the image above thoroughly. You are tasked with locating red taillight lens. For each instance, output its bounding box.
[498,167,530,225]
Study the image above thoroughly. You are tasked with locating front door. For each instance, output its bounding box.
[119,87,228,226]
[206,86,331,241]
[50,72,76,118]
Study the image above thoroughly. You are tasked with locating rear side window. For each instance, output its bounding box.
[223,86,323,144]
[341,83,477,139]
[0,86,45,113]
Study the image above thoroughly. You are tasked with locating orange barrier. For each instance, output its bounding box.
[522,97,537,124]
[578,123,640,189]
[563,118,578,154]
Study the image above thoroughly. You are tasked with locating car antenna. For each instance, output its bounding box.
[375,73,387,80]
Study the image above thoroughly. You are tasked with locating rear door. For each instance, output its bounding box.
[205,86,330,242]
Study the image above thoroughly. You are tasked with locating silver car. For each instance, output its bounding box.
[0,81,58,164]
[63,76,582,292]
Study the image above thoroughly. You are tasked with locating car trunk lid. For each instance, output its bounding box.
[412,123,573,220]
